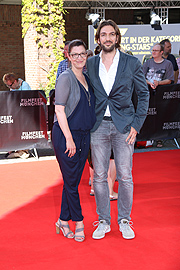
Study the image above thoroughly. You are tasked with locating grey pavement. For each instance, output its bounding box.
[0,138,179,164]
[134,138,180,153]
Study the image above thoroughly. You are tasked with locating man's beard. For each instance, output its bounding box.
[100,42,116,53]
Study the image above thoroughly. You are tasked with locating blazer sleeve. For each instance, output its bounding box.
[131,59,149,133]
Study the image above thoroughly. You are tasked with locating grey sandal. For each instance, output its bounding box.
[55,219,74,239]
[74,224,85,242]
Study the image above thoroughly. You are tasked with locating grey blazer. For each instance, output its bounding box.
[87,50,149,134]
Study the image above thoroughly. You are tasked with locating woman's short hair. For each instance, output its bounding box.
[95,20,121,49]
[68,39,87,54]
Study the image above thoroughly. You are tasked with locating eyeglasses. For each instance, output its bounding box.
[152,50,160,52]
[6,81,14,88]
[70,52,87,59]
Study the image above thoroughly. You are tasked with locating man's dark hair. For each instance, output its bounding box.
[95,19,121,49]
[160,39,171,47]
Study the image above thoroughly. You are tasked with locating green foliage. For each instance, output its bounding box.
[22,0,66,94]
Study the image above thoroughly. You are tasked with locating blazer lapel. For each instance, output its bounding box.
[94,56,108,96]
[110,51,127,94]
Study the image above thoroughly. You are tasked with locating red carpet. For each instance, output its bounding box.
[0,150,180,270]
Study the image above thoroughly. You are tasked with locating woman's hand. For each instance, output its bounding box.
[65,138,76,158]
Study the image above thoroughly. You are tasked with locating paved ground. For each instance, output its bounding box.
[0,138,179,164]
[134,138,180,153]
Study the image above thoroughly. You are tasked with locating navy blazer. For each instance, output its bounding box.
[87,50,149,134]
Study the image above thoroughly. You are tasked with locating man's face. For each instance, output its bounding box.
[98,25,118,53]
[63,44,69,58]
[163,42,171,55]
[6,79,18,90]
[152,45,163,59]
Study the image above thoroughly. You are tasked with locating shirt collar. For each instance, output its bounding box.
[99,49,120,62]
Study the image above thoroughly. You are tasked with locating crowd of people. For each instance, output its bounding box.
[2,19,179,242]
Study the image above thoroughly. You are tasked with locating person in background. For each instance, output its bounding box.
[176,50,180,84]
[87,49,93,58]
[143,43,174,148]
[89,151,118,201]
[3,73,31,159]
[143,43,174,90]
[160,39,179,84]
[56,41,71,82]
[52,39,96,242]
[94,45,101,55]
[87,20,149,240]
[3,73,31,91]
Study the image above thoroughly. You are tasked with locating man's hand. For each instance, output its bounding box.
[149,81,157,89]
[126,127,137,145]
[153,80,159,88]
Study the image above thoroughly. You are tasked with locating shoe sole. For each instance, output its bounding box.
[121,234,135,239]
[120,229,135,239]
[92,227,111,239]
[110,197,117,201]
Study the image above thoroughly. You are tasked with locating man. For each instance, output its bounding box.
[160,39,179,84]
[3,73,31,159]
[56,41,70,82]
[143,43,174,148]
[87,20,149,240]
[3,73,31,91]
[143,43,174,89]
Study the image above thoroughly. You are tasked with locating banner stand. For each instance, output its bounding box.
[173,138,180,149]
[30,148,39,160]
[0,90,49,152]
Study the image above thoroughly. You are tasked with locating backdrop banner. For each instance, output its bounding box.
[49,85,180,141]
[48,89,55,132]
[136,84,180,141]
[1,85,179,152]
[0,90,49,152]
[89,24,180,63]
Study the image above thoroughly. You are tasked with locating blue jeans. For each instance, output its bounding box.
[91,120,134,225]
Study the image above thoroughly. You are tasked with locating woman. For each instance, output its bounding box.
[52,39,96,242]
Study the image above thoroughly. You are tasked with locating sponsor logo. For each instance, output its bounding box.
[20,98,44,106]
[163,91,180,99]
[163,122,180,130]
[0,115,13,124]
[147,108,157,115]
[119,28,128,36]
[21,131,45,140]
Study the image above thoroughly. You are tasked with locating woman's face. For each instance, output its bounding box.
[68,45,87,70]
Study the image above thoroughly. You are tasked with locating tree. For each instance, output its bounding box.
[22,0,66,94]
